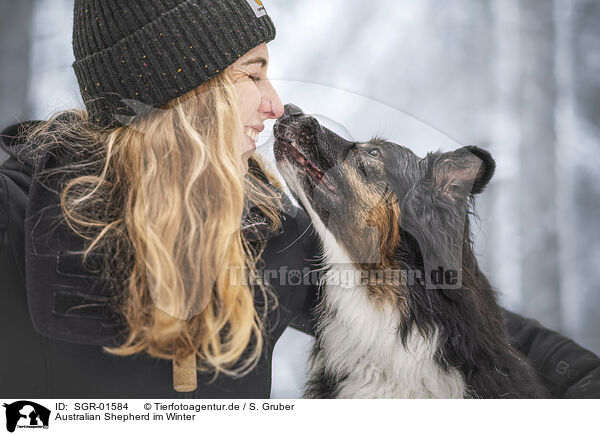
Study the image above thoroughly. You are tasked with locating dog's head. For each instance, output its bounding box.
[274,104,495,292]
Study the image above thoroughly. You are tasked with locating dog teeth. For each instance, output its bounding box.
[285,140,335,192]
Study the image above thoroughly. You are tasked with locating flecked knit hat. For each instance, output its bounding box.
[71,0,276,128]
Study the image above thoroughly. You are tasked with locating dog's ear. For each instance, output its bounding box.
[432,145,495,196]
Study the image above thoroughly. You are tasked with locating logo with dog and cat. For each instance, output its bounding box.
[2,401,50,433]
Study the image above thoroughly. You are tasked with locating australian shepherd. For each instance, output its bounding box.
[273,104,549,398]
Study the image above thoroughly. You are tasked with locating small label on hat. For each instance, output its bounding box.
[246,0,267,18]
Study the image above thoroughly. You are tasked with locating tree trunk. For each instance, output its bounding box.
[518,0,561,330]
[0,0,34,162]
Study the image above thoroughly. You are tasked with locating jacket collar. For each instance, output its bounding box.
[0,120,44,171]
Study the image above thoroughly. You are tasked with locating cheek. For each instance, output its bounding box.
[234,82,261,122]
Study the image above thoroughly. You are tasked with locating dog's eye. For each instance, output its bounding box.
[367,148,381,158]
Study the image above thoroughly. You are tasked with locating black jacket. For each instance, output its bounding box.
[1,119,599,399]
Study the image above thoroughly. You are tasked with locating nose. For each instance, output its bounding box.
[260,79,284,119]
[284,103,304,118]
[275,104,313,129]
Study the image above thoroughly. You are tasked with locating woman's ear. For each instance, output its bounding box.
[433,145,496,195]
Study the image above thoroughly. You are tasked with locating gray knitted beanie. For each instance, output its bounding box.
[71,0,276,127]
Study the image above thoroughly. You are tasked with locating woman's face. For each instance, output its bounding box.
[227,43,284,174]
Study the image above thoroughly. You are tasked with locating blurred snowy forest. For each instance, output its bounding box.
[0,0,598,398]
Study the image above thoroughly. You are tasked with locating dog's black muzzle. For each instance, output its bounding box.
[274,104,337,169]
[274,104,340,194]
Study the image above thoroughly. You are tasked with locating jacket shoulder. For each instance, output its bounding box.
[0,155,33,194]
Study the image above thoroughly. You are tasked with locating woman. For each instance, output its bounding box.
[0,0,318,398]
[0,0,598,398]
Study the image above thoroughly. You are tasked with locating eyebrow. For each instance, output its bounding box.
[241,57,267,67]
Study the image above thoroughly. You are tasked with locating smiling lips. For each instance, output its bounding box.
[281,140,336,193]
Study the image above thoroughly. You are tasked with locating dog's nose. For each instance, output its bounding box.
[284,103,304,118]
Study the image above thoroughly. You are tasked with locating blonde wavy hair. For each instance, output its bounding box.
[23,71,283,378]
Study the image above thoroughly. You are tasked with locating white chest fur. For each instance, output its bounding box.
[315,262,467,398]
[281,169,468,398]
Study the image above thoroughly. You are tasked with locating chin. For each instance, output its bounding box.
[240,157,250,175]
